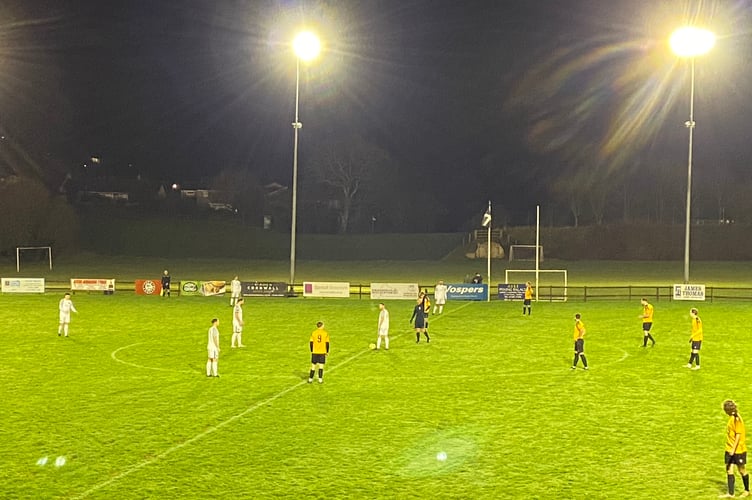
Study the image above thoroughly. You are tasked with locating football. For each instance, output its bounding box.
[369,343,376,350]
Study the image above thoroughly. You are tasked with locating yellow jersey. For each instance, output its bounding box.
[310,328,330,354]
[726,414,747,454]
[690,316,703,341]
[573,320,585,340]
[642,303,654,322]
[525,286,534,300]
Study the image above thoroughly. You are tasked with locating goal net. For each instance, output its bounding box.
[508,244,544,262]
[16,246,53,273]
[505,269,567,301]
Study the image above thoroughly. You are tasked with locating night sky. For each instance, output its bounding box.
[2,0,752,228]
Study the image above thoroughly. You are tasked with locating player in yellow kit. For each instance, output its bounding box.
[523,282,534,316]
[685,308,702,370]
[639,298,656,347]
[721,400,750,498]
[308,321,330,384]
[570,313,588,370]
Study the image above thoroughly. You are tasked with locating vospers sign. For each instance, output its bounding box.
[446,284,488,301]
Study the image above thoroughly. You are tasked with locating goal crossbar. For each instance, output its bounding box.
[508,244,544,262]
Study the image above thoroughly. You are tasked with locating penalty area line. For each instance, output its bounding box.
[76,301,472,498]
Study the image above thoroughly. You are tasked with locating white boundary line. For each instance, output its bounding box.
[77,302,473,498]
[111,343,195,374]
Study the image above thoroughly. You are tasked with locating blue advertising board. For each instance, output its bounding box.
[446,284,488,301]
[498,283,526,301]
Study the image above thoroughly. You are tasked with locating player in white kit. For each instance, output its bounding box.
[376,303,390,350]
[433,280,448,314]
[231,298,246,348]
[206,318,220,377]
[58,292,77,337]
[230,276,241,307]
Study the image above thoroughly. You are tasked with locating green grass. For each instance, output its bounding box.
[2,291,750,499]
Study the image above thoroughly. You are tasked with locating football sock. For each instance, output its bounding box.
[318,368,323,379]
[237,333,243,345]
[58,326,62,334]
[438,306,443,314]
[580,355,588,368]
[424,332,430,342]
[743,474,750,491]
[212,361,218,376]
[643,334,648,347]
[206,361,212,376]
[231,333,238,347]
[694,354,700,366]
[522,306,525,315]
[573,353,580,367]
[688,353,696,365]
[376,337,382,349]
[64,325,69,336]
[416,332,420,342]
[309,369,315,379]
[385,337,389,349]
[728,474,736,495]
[433,306,437,314]
[647,334,655,344]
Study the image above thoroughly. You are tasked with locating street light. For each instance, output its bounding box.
[289,31,320,291]
[670,26,715,284]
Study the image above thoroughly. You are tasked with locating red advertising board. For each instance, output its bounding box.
[135,279,163,296]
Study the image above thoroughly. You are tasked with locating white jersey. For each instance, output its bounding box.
[434,284,448,304]
[59,298,77,322]
[233,304,243,326]
[231,279,241,297]
[378,308,390,335]
[207,325,219,351]
[59,298,77,314]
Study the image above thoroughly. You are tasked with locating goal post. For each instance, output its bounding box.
[508,244,544,262]
[16,246,53,273]
[505,269,567,301]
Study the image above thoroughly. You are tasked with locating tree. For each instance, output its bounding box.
[306,136,391,234]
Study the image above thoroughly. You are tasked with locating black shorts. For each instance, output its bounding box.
[691,340,702,351]
[574,339,584,353]
[524,299,531,306]
[414,318,426,329]
[643,322,652,331]
[726,451,747,467]
[311,353,327,364]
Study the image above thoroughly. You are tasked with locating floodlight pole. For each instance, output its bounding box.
[683,58,696,284]
[487,200,491,302]
[290,57,302,290]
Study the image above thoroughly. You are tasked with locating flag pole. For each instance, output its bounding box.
[487,200,491,303]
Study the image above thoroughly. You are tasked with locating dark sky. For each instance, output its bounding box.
[2,0,752,226]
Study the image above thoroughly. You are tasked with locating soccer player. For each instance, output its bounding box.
[433,280,447,314]
[161,270,171,297]
[571,313,589,370]
[230,275,241,307]
[721,400,750,498]
[523,281,534,316]
[376,303,390,350]
[420,290,431,332]
[639,298,656,347]
[472,272,483,284]
[686,307,703,370]
[206,318,220,377]
[410,297,430,343]
[308,321,330,384]
[57,292,77,337]
[231,297,246,348]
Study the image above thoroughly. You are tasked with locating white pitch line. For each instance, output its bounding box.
[76,301,472,498]
[111,343,195,374]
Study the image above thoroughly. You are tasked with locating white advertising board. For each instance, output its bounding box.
[673,284,706,301]
[1,278,45,293]
[71,278,116,292]
[303,282,350,298]
[370,283,419,300]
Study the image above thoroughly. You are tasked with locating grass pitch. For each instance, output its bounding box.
[2,293,750,499]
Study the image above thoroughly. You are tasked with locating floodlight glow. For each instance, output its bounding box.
[670,27,715,58]
[293,31,320,61]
